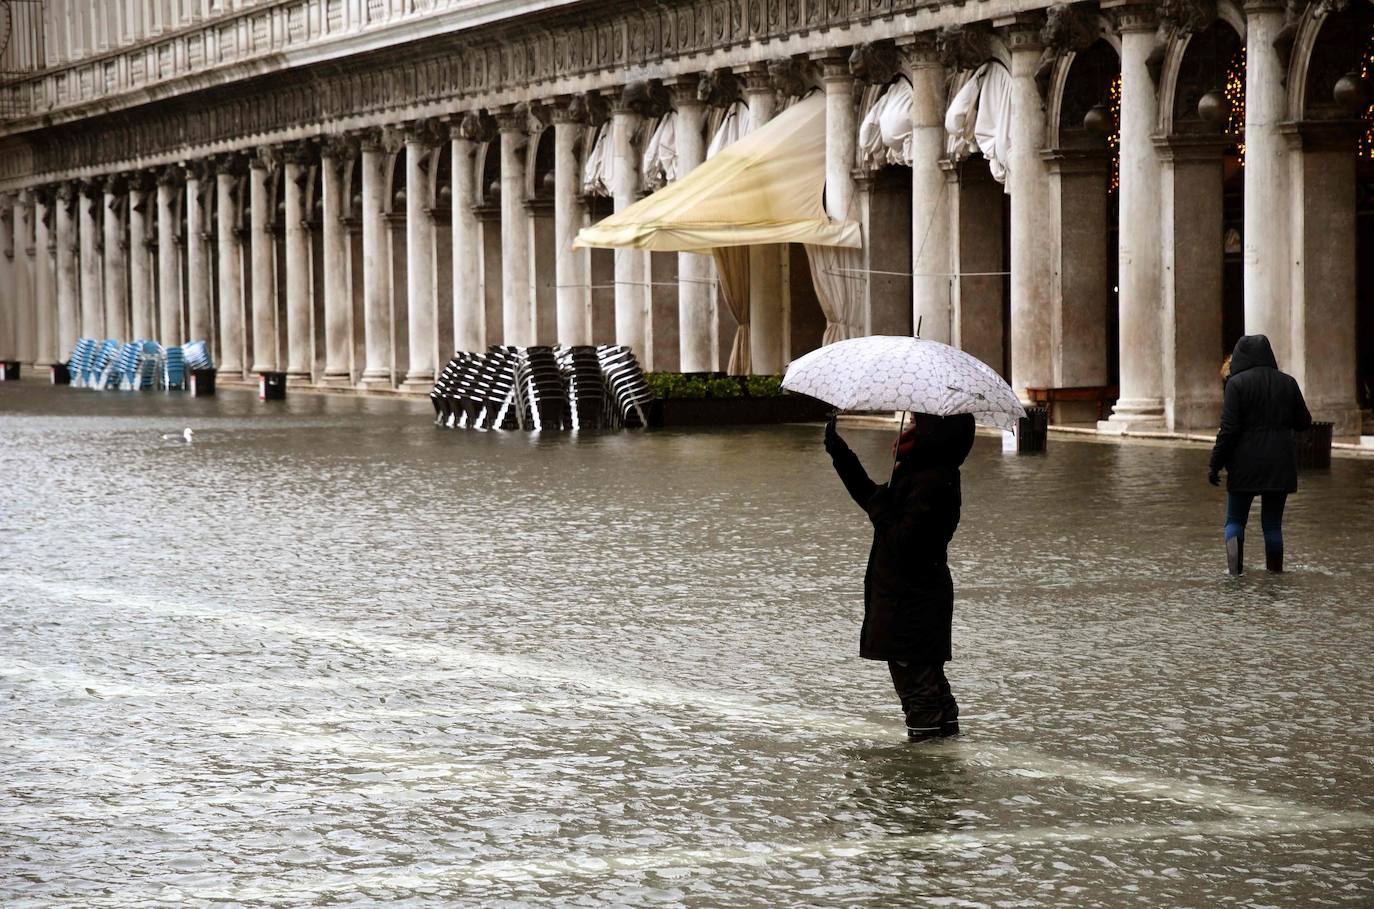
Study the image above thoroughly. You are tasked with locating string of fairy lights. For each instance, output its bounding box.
[1360,33,1374,161]
[1108,74,1122,193]
[1226,49,1247,163]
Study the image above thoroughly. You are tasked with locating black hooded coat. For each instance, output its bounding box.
[828,413,976,663]
[1208,334,1312,494]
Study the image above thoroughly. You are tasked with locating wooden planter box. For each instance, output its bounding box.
[648,394,830,427]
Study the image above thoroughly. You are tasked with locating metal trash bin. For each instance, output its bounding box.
[258,371,286,401]
[51,363,71,385]
[190,368,216,397]
[0,361,19,381]
[1295,421,1333,470]
[1016,406,1049,453]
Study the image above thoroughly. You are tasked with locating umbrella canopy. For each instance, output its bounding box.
[783,335,1027,431]
[574,93,861,253]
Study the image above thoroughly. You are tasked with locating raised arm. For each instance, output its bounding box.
[825,417,877,510]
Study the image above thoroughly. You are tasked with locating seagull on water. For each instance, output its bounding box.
[160,428,194,443]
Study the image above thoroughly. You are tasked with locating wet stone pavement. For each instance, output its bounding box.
[2,379,1373,908]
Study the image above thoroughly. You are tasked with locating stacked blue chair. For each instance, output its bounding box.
[182,340,214,371]
[67,338,96,386]
[86,340,120,388]
[133,341,162,390]
[163,345,187,390]
[112,342,142,390]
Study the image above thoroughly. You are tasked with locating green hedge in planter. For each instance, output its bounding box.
[645,373,786,400]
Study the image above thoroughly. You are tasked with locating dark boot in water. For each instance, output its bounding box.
[1227,536,1243,576]
[1266,545,1283,573]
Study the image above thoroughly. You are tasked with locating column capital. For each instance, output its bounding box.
[698,68,742,107]
[547,96,582,124]
[768,57,813,98]
[402,117,448,148]
[281,140,315,168]
[353,127,403,154]
[1102,1,1159,33]
[454,110,497,142]
[157,165,185,187]
[183,158,216,182]
[848,41,901,85]
[663,76,704,110]
[1040,146,1113,174]
[1241,0,1285,12]
[617,79,670,118]
[319,133,359,161]
[997,14,1046,53]
[99,173,128,195]
[735,62,774,95]
[494,105,529,134]
[809,51,853,83]
[896,33,941,68]
[54,181,77,205]
[249,146,279,171]
[566,92,611,126]
[936,24,995,71]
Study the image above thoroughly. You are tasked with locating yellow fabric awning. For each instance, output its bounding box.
[574,93,861,253]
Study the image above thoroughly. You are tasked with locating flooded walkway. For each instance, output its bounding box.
[3,380,1373,907]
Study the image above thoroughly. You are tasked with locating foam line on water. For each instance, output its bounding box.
[2,572,1363,828]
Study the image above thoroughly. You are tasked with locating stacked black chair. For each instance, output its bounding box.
[446,352,486,427]
[557,346,607,430]
[596,345,654,429]
[516,346,571,431]
[432,356,464,424]
[479,346,523,430]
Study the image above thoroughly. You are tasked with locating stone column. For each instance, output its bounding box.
[156,166,183,346]
[741,64,785,374]
[402,126,439,389]
[0,195,14,363]
[12,191,34,364]
[34,190,56,367]
[902,36,953,344]
[818,55,858,228]
[54,184,80,357]
[128,176,154,341]
[248,151,278,372]
[185,163,213,344]
[450,119,484,353]
[78,181,105,340]
[668,78,712,372]
[101,177,129,340]
[1044,151,1111,423]
[610,99,648,353]
[358,131,392,386]
[320,137,355,383]
[553,104,591,347]
[282,146,313,381]
[1284,121,1362,435]
[1102,4,1165,429]
[1158,136,1226,432]
[1004,21,1054,401]
[214,160,245,375]
[945,159,1008,377]
[1242,0,1291,364]
[497,108,534,347]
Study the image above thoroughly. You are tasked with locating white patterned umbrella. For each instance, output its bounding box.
[782,335,1027,431]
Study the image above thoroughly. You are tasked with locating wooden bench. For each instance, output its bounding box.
[1025,385,1120,422]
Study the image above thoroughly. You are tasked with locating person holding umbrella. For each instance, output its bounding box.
[1208,334,1312,575]
[824,412,976,741]
[784,335,1024,741]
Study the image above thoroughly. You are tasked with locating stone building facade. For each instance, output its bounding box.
[0,0,1370,433]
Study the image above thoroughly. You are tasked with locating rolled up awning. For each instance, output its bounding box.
[574,92,861,253]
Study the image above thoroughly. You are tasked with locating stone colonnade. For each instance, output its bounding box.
[0,5,1365,437]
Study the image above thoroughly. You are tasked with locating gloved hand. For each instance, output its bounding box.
[1207,469,1221,487]
[824,415,842,455]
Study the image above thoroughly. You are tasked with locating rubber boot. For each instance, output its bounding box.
[1226,536,1243,576]
[906,725,941,742]
[1266,545,1283,573]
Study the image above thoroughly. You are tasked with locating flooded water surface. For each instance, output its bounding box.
[3,380,1373,907]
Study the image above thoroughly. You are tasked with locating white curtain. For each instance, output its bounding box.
[713,246,750,375]
[804,244,865,346]
[581,124,613,196]
[943,62,1013,186]
[858,78,914,169]
[640,113,679,191]
[706,101,750,160]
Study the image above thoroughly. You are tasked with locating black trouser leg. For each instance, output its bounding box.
[936,665,959,735]
[888,661,947,740]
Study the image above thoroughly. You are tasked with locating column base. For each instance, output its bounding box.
[1306,400,1364,438]
[318,371,355,387]
[1098,398,1166,433]
[400,371,436,393]
[357,370,393,389]
[285,370,313,386]
[1165,398,1222,434]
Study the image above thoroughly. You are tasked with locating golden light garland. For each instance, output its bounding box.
[1225,49,1246,164]
[1108,73,1121,193]
[1359,36,1374,161]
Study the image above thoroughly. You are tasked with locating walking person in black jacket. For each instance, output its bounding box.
[825,412,976,741]
[1208,334,1313,575]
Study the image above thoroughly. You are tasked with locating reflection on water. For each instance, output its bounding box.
[2,381,1373,907]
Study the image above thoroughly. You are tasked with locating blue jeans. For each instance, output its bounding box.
[1225,492,1287,552]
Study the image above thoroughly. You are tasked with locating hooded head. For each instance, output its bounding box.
[1228,334,1278,376]
[893,412,976,474]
